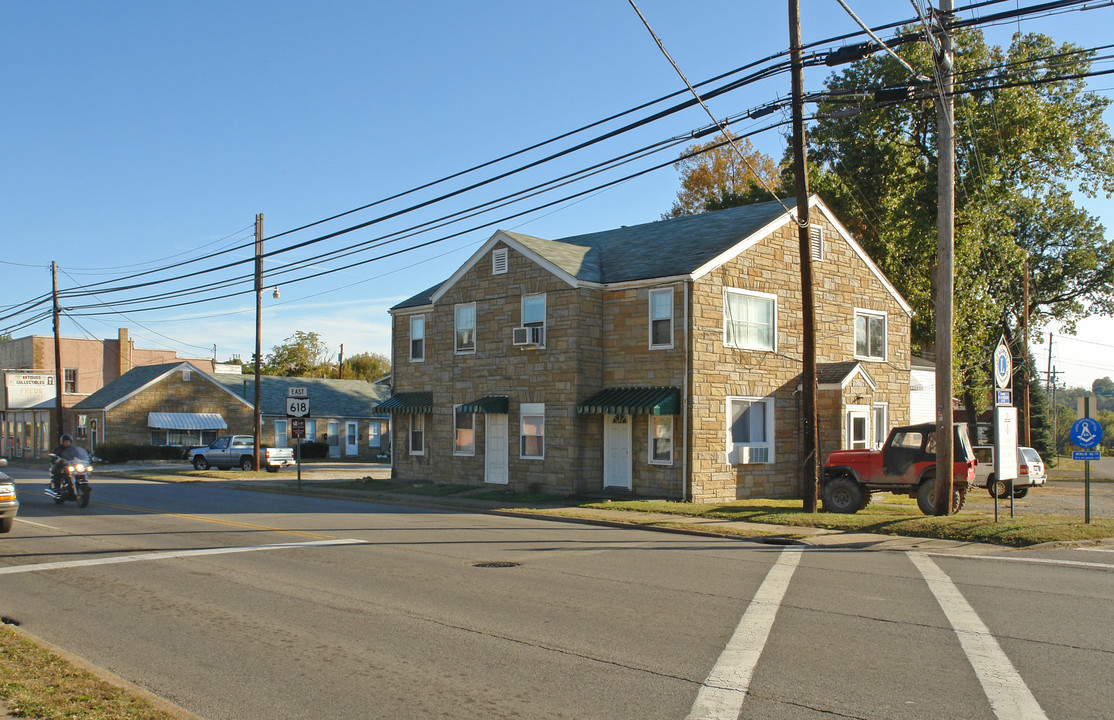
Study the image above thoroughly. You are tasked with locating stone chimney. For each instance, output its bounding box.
[118,328,131,376]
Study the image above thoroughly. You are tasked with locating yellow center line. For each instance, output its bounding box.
[98,502,335,540]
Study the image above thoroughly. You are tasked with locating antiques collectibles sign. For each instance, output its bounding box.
[4,373,56,409]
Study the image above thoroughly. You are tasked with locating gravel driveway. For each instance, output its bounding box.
[964,479,1113,518]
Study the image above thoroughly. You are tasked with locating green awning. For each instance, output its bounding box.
[458,395,509,414]
[576,386,680,416]
[374,391,433,414]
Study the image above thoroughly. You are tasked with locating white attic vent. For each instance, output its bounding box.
[809,225,824,261]
[492,248,508,275]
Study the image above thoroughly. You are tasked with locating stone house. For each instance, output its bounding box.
[72,363,391,458]
[379,195,913,502]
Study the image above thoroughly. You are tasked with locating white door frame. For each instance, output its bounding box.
[846,405,871,450]
[485,414,509,485]
[603,414,632,490]
[345,421,358,456]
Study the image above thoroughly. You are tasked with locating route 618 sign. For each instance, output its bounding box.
[993,336,1012,390]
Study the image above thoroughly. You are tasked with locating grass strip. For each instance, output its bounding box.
[0,626,178,720]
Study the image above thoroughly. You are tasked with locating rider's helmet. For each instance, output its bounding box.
[60,434,73,445]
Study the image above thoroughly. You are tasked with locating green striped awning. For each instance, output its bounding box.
[576,386,680,416]
[374,391,433,414]
[457,396,509,414]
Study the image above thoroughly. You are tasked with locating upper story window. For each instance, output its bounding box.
[727,395,774,464]
[521,293,546,346]
[64,368,77,393]
[455,303,476,354]
[854,309,887,361]
[649,288,673,349]
[724,289,776,351]
[410,315,426,362]
[492,248,508,275]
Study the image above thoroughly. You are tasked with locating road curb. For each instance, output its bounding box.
[3,623,205,720]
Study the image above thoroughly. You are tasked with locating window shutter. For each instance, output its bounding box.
[809,225,823,261]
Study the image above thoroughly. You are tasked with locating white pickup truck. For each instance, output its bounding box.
[188,435,296,472]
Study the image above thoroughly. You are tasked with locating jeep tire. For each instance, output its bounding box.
[822,477,865,514]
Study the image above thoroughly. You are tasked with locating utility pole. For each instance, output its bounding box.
[51,262,64,440]
[933,0,956,516]
[1021,260,1030,446]
[338,343,344,379]
[253,213,263,472]
[790,0,819,513]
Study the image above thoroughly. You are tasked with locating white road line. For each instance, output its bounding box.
[0,539,365,575]
[929,553,1114,571]
[11,518,61,531]
[910,552,1048,720]
[686,546,802,720]
[1077,547,1114,554]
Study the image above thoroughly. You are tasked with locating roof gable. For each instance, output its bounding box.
[213,374,390,417]
[72,362,252,411]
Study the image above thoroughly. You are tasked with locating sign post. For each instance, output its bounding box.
[992,336,1017,521]
[1070,406,1103,524]
[287,387,310,491]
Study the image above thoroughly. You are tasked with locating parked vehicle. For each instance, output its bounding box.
[0,459,17,533]
[822,422,977,515]
[45,447,93,508]
[973,445,1047,499]
[188,435,296,472]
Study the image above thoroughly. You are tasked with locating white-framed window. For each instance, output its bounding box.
[455,303,476,353]
[410,314,426,362]
[274,419,288,448]
[523,293,545,326]
[492,247,508,275]
[810,224,824,261]
[872,403,889,449]
[410,414,425,455]
[368,421,382,448]
[727,396,775,464]
[649,415,673,465]
[454,405,475,456]
[64,368,78,393]
[649,288,673,349]
[724,289,776,351]
[304,419,317,443]
[854,309,887,361]
[520,403,544,459]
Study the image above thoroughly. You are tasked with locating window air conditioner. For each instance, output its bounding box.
[512,326,544,346]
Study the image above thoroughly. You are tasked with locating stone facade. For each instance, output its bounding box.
[386,198,912,502]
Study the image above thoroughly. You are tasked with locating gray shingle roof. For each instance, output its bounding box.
[393,198,799,309]
[212,374,390,417]
[72,362,199,410]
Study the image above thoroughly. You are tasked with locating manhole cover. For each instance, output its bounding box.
[472,561,520,568]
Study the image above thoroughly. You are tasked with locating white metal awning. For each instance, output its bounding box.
[147,412,227,431]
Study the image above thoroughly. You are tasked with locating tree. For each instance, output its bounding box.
[343,352,391,382]
[664,131,782,218]
[1093,377,1114,396]
[803,29,1114,413]
[264,331,333,377]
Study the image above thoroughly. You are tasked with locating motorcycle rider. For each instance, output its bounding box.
[50,434,80,490]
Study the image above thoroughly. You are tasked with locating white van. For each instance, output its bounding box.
[972,445,1047,498]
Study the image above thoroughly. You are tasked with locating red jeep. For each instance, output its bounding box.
[821,422,977,515]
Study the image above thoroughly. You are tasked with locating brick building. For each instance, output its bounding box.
[378,196,913,502]
[1,328,213,457]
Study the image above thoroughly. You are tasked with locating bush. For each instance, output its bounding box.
[298,441,329,459]
[93,443,189,464]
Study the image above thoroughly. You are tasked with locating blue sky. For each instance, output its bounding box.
[2,1,1112,388]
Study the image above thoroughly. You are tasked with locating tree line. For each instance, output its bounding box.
[228,330,390,382]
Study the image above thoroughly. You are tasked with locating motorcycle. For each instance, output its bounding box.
[45,447,93,508]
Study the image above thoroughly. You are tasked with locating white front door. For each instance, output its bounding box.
[604,414,632,489]
[345,421,358,456]
[847,406,870,450]
[485,414,509,484]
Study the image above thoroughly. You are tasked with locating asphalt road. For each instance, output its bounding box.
[2,471,1113,720]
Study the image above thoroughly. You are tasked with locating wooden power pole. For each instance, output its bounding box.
[790,0,819,513]
[253,213,264,472]
[52,261,64,440]
[933,0,956,515]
